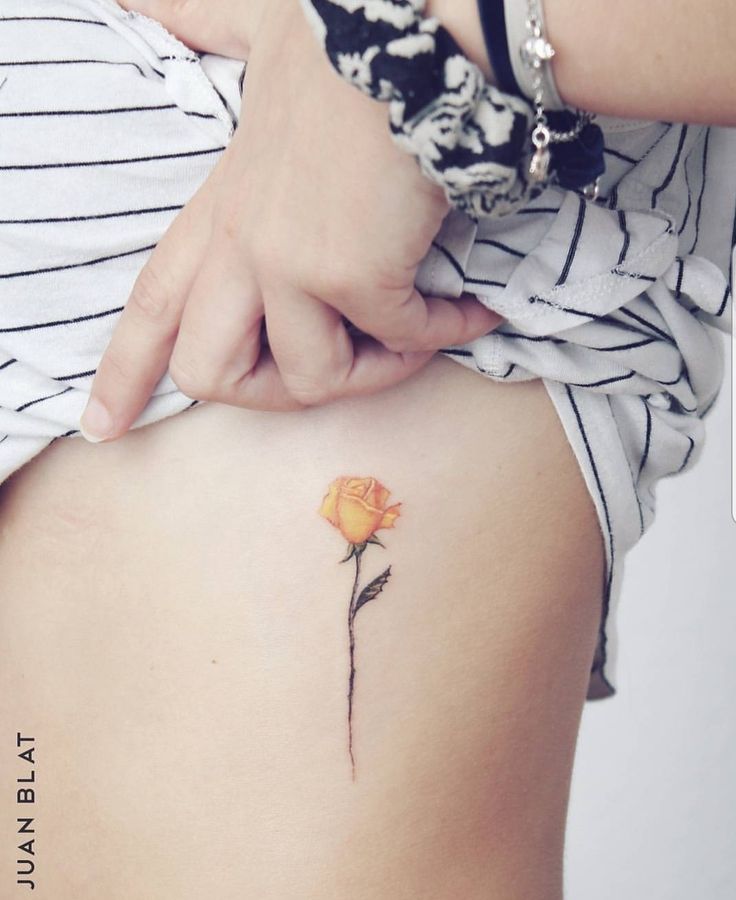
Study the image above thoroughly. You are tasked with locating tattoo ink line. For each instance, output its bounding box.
[319,477,401,781]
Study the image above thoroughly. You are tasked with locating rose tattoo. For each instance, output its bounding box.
[319,477,401,780]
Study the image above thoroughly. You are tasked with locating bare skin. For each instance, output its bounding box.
[428,0,736,126]
[0,356,605,899]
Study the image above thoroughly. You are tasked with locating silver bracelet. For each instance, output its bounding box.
[521,0,601,199]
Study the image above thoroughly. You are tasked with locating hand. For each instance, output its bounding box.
[115,0,264,58]
[81,1,503,440]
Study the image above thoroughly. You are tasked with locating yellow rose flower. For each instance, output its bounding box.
[319,476,401,545]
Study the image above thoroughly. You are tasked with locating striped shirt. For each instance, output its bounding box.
[0,0,733,700]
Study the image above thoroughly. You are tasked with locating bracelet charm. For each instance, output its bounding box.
[529,123,551,182]
[521,1,604,198]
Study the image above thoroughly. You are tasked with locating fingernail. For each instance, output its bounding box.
[80,397,114,443]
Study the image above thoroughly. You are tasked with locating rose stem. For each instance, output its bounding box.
[347,545,363,781]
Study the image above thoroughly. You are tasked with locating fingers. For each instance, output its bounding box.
[348,288,505,354]
[166,248,265,403]
[80,155,225,442]
[163,249,351,412]
[80,141,502,431]
[262,285,356,406]
[166,279,437,411]
[253,283,437,407]
[115,0,251,58]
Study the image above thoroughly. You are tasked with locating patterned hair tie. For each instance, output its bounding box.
[298,0,547,221]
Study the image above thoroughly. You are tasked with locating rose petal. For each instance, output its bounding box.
[318,479,344,528]
[378,503,402,529]
[344,477,370,498]
[337,493,384,544]
[365,478,390,510]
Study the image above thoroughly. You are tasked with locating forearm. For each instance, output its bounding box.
[426,0,736,126]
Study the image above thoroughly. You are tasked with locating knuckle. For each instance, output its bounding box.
[382,320,433,353]
[128,264,176,322]
[382,334,417,354]
[168,352,216,400]
[380,294,430,353]
[322,268,358,303]
[280,371,335,407]
[278,338,354,405]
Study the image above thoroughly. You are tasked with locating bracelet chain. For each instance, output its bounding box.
[522,0,599,198]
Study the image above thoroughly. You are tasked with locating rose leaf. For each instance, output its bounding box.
[354,566,392,616]
[339,543,356,564]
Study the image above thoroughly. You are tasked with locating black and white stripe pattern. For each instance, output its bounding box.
[417,121,733,699]
[1,0,733,701]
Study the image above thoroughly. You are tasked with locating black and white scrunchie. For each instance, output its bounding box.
[298,0,546,220]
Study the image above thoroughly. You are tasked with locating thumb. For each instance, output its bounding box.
[116,0,252,58]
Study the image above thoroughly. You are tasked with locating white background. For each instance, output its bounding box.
[566,338,735,898]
